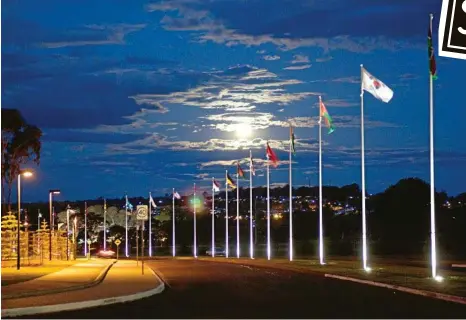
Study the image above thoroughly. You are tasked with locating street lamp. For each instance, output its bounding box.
[49,189,61,261]
[17,169,33,270]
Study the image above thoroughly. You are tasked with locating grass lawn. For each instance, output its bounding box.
[198,256,466,297]
[1,261,76,286]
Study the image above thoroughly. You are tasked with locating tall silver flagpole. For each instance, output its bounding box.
[360,64,368,271]
[249,150,254,259]
[103,198,107,251]
[429,13,438,279]
[84,203,87,256]
[66,205,70,259]
[212,178,215,258]
[267,151,271,260]
[289,126,293,261]
[149,192,152,257]
[318,97,325,265]
[193,183,197,258]
[225,170,229,258]
[125,194,129,257]
[172,188,176,257]
[236,166,240,258]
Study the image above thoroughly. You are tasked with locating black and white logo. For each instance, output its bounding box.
[439,0,466,59]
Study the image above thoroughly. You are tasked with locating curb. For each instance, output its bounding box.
[2,260,117,300]
[324,273,466,305]
[2,266,165,318]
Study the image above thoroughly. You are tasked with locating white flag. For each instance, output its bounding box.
[213,180,220,192]
[174,191,181,199]
[150,195,157,208]
[362,68,393,103]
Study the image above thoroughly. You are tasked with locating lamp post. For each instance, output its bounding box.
[49,189,61,261]
[17,170,33,270]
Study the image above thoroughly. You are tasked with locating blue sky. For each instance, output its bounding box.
[3,0,466,202]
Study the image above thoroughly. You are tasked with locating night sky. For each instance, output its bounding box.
[3,0,466,202]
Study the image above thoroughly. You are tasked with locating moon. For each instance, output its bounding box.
[234,122,252,139]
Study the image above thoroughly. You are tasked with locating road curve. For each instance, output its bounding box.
[29,258,466,319]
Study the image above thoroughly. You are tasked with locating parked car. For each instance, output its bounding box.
[205,247,226,256]
[97,249,116,258]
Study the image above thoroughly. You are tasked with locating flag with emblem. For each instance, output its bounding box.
[361,67,393,103]
[226,173,237,189]
[266,142,279,168]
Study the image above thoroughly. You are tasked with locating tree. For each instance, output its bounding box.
[1,109,42,212]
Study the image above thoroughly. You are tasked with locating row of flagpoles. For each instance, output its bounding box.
[77,15,439,279]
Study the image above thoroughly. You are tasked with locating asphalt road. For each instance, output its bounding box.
[31,258,466,319]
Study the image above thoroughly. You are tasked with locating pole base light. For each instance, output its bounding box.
[434,275,444,282]
[364,267,372,273]
[320,262,326,266]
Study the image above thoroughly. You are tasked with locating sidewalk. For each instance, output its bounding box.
[2,258,114,299]
[2,260,164,318]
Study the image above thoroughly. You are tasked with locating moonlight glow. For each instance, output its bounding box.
[234,123,253,139]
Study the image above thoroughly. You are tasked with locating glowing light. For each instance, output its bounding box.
[234,123,252,139]
[434,275,444,282]
[22,171,33,177]
[364,267,372,273]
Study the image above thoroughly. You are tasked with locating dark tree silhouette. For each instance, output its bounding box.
[1,109,42,212]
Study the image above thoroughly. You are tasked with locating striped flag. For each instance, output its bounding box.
[319,98,336,134]
[237,162,245,178]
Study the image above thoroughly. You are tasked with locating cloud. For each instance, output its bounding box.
[284,64,311,70]
[262,55,280,61]
[320,99,358,107]
[311,76,359,84]
[315,56,333,63]
[291,55,310,64]
[129,65,319,113]
[146,0,433,52]
[41,24,146,48]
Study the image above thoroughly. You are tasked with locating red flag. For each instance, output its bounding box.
[266,142,279,167]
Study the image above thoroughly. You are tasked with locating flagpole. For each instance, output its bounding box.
[267,151,271,261]
[149,192,152,257]
[225,170,229,258]
[360,64,368,271]
[289,126,293,261]
[66,205,70,260]
[212,178,215,258]
[125,194,129,258]
[172,188,176,257]
[318,97,325,265]
[429,13,437,279]
[103,198,107,251]
[193,183,197,258]
[249,150,253,259]
[84,203,87,256]
[236,168,240,258]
